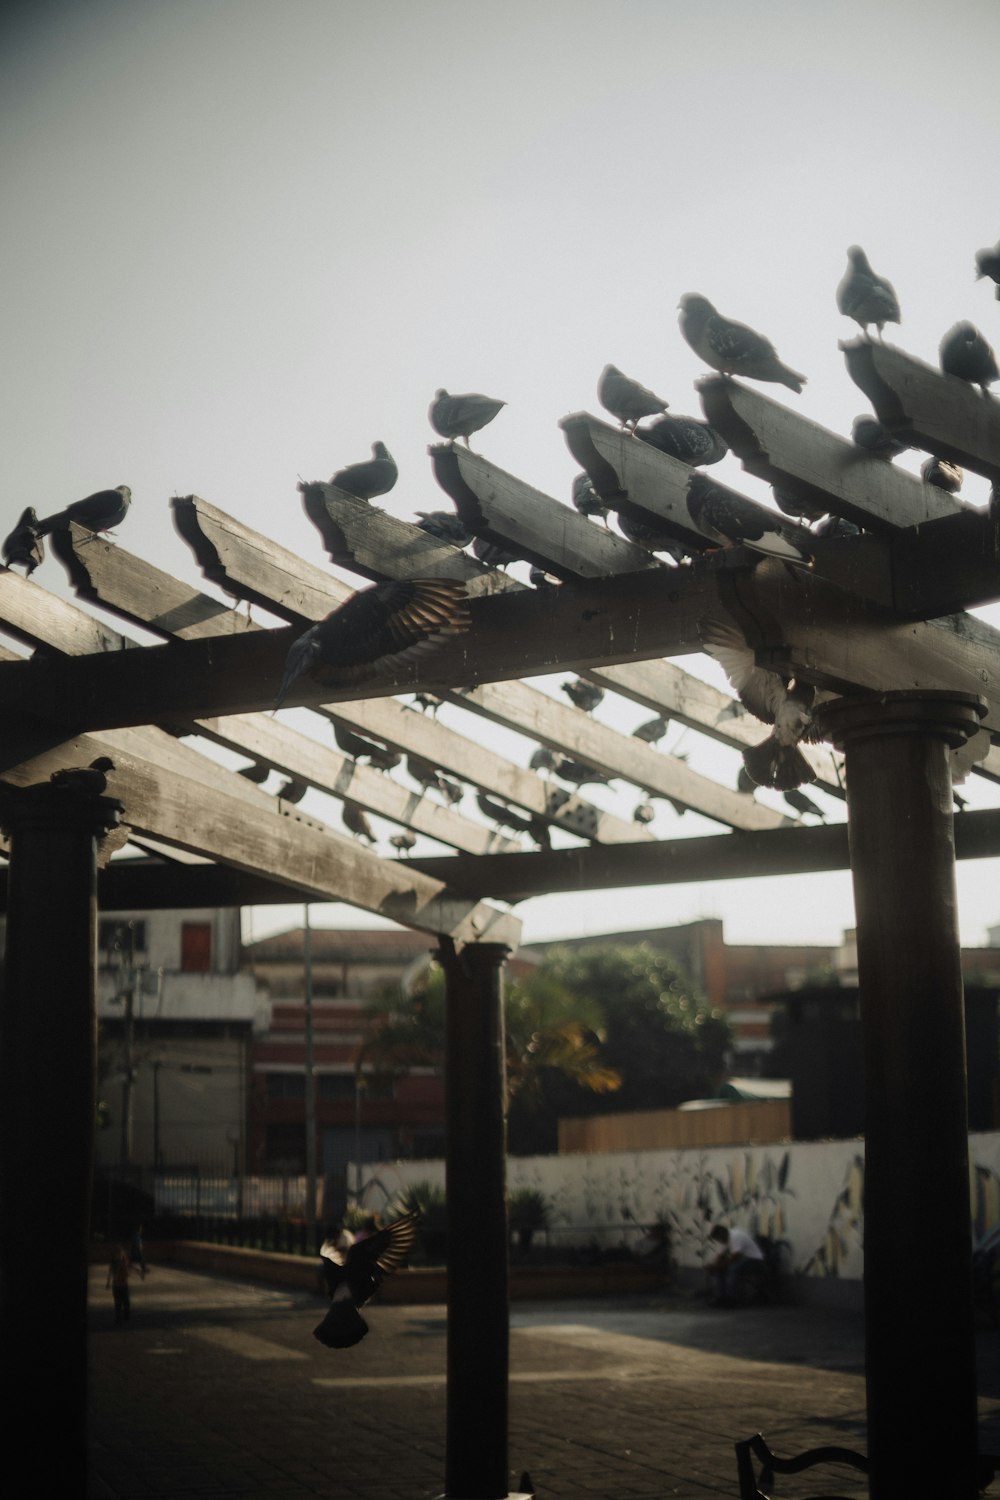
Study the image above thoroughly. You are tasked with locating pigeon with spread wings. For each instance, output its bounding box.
[699,619,829,791]
[314,1211,421,1348]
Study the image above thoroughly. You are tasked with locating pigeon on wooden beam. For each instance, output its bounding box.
[275,777,309,804]
[552,757,613,788]
[1,506,45,575]
[561,677,605,713]
[471,535,519,569]
[699,619,829,791]
[633,800,656,826]
[836,246,901,339]
[50,756,116,795]
[975,241,1000,299]
[783,787,826,821]
[920,455,964,494]
[851,415,909,461]
[415,510,472,547]
[771,484,826,524]
[616,511,693,563]
[274,578,470,709]
[429,388,506,447]
[330,442,397,501]
[637,412,728,467]
[342,800,376,843]
[632,714,669,746]
[597,364,670,430]
[814,512,860,539]
[939,321,999,394]
[389,831,416,855]
[332,721,400,769]
[529,747,556,776]
[571,471,610,524]
[686,473,811,562]
[436,775,465,806]
[35,485,131,537]
[237,761,271,784]
[475,792,550,848]
[678,295,806,393]
[314,1211,421,1349]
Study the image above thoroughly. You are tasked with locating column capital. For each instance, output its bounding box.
[0,779,125,841]
[817,689,987,752]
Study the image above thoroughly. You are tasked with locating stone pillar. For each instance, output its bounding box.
[821,691,986,1499]
[0,777,124,1492]
[438,938,511,1500]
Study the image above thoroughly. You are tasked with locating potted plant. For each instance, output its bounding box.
[508,1187,551,1254]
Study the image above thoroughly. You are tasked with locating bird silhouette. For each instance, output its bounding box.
[561,678,604,713]
[237,761,271,784]
[389,831,417,854]
[2,506,45,574]
[939,321,999,394]
[783,787,826,821]
[334,722,391,762]
[415,510,472,546]
[314,1211,421,1348]
[472,535,519,569]
[836,247,901,338]
[552,757,613,787]
[411,692,443,716]
[616,511,693,563]
[330,443,397,501]
[687,473,809,561]
[920,456,963,494]
[276,777,309,804]
[571,472,610,524]
[35,486,131,537]
[597,364,669,430]
[771,484,826,524]
[342,800,376,843]
[475,792,551,847]
[975,240,1000,299]
[632,715,669,746]
[699,619,827,790]
[637,412,728,466]
[275,579,470,708]
[736,765,757,795]
[529,747,556,775]
[679,295,806,392]
[50,756,116,795]
[851,415,908,461]
[430,388,505,447]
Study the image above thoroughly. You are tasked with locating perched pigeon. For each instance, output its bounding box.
[389,831,416,854]
[637,412,728,467]
[333,722,394,764]
[814,513,860,539]
[771,484,826,524]
[330,442,397,501]
[561,678,604,713]
[633,800,656,826]
[314,1211,421,1348]
[783,787,826,821]
[436,775,465,806]
[632,715,669,746]
[616,511,694,563]
[429,388,505,447]
[276,777,309,804]
[552,757,613,787]
[699,619,828,791]
[529,747,556,775]
[275,578,470,708]
[237,761,271,783]
[571,471,610,523]
[921,456,964,494]
[836,247,901,338]
[940,322,999,394]
[975,241,1000,299]
[472,535,519,569]
[476,791,551,847]
[678,295,806,393]
[597,364,669,430]
[851,415,908,461]
[416,510,472,547]
[2,506,45,574]
[50,756,115,795]
[405,754,461,804]
[36,486,131,536]
[687,473,809,561]
[342,800,376,843]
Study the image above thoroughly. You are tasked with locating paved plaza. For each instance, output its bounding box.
[87,1262,1000,1499]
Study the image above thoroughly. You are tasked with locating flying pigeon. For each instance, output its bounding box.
[35,486,131,537]
[2,506,45,574]
[275,578,470,708]
[940,322,999,393]
[678,295,806,392]
[836,247,901,338]
[637,412,728,467]
[429,388,506,447]
[699,618,827,790]
[687,473,809,561]
[975,241,1000,298]
[416,510,472,547]
[632,715,669,745]
[561,678,605,713]
[330,443,397,501]
[633,800,656,825]
[342,800,376,843]
[597,364,669,430]
[851,415,908,461]
[920,456,964,494]
[472,535,519,569]
[783,787,826,821]
[389,831,416,854]
[314,1210,421,1348]
[571,472,610,523]
[50,756,116,795]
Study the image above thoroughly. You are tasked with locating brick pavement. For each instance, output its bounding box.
[87,1263,1000,1499]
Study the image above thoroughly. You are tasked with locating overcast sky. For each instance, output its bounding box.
[4,0,1000,952]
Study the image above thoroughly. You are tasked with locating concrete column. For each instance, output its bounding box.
[438,938,511,1500]
[822,690,985,1499]
[0,777,124,1492]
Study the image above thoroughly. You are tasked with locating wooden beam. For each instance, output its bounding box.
[844,338,1000,481]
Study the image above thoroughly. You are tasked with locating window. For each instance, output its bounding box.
[181,922,212,973]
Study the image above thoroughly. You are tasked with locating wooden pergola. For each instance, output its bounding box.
[2,337,1000,1498]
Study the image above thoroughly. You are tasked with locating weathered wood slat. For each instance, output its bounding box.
[844,338,1000,480]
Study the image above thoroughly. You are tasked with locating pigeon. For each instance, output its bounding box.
[571,472,610,523]
[411,692,443,715]
[633,800,656,825]
[597,364,669,430]
[429,388,505,447]
[851,415,908,461]
[939,321,999,394]
[436,776,465,806]
[920,456,964,494]
[472,535,519,569]
[686,473,809,561]
[50,756,115,795]
[638,412,728,467]
[330,442,397,501]
[836,247,901,338]
[35,486,131,536]
[275,579,470,709]
[551,757,613,787]
[406,755,462,803]
[342,800,376,843]
[814,513,860,539]
[699,618,827,790]
[736,765,757,794]
[561,678,605,713]
[529,566,557,589]
[616,511,693,563]
[975,241,1000,299]
[333,722,394,763]
[529,747,556,775]
[2,506,45,574]
[314,1210,421,1348]
[389,831,417,854]
[632,715,669,746]
[237,761,271,784]
[783,787,826,821]
[276,777,309,804]
[475,792,551,848]
[771,484,826,524]
[415,510,472,547]
[678,295,806,392]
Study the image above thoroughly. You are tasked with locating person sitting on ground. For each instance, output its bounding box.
[707,1223,765,1305]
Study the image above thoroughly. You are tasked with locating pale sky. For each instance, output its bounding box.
[4,0,1000,952]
